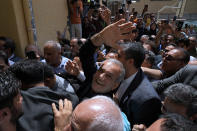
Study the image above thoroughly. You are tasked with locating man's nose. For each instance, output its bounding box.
[99,73,105,80]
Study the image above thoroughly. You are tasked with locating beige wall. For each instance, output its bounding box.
[0,0,69,57]
[31,0,69,50]
[0,0,29,57]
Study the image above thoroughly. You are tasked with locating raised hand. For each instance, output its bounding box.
[65,60,80,76]
[52,99,73,131]
[91,19,135,49]
[100,6,111,25]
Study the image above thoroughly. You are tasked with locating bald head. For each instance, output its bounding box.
[71,96,123,131]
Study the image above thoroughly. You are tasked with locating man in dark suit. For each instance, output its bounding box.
[9,60,78,131]
[114,43,161,127]
[77,19,161,127]
[152,64,197,95]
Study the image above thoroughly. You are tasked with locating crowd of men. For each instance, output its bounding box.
[0,1,197,131]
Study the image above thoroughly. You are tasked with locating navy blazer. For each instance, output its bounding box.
[119,68,161,127]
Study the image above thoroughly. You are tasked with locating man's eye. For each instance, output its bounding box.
[106,74,112,79]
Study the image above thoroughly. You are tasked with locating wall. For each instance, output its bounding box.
[31,0,69,50]
[0,0,69,57]
[0,0,29,57]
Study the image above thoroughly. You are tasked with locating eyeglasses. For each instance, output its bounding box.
[164,54,183,61]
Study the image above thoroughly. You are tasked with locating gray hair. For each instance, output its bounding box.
[104,58,125,83]
[44,40,61,52]
[164,83,197,117]
[87,96,124,131]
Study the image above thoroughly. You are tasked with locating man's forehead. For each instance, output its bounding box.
[168,49,181,56]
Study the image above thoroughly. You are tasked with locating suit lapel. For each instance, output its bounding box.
[120,68,144,108]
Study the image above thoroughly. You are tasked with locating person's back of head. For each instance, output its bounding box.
[160,113,197,131]
[163,83,197,121]
[122,42,145,68]
[25,44,42,60]
[71,96,123,131]
[147,113,196,131]
[9,60,49,89]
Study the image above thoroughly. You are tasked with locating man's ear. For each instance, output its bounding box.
[0,108,9,121]
[127,58,134,65]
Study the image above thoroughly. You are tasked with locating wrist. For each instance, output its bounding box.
[54,127,64,131]
[90,32,105,47]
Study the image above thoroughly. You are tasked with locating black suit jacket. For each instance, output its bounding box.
[119,68,161,127]
[17,86,78,131]
[152,65,197,95]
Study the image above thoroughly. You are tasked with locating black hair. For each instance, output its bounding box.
[161,113,197,131]
[177,38,190,48]
[175,47,190,64]
[8,60,51,86]
[122,42,145,68]
[0,71,21,109]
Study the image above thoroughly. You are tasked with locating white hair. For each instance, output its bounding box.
[86,96,124,131]
[103,58,125,83]
[44,40,61,52]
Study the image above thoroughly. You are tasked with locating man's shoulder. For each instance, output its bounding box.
[129,72,160,102]
[61,56,70,65]
[21,86,78,105]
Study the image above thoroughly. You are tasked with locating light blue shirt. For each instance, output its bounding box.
[121,112,131,131]
[42,56,70,74]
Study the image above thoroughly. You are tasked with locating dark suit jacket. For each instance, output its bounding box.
[119,68,161,127]
[17,86,78,131]
[152,65,197,95]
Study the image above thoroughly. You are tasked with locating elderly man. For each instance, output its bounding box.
[76,19,133,100]
[52,96,124,131]
[42,40,70,75]
[76,19,161,126]
[0,71,23,131]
